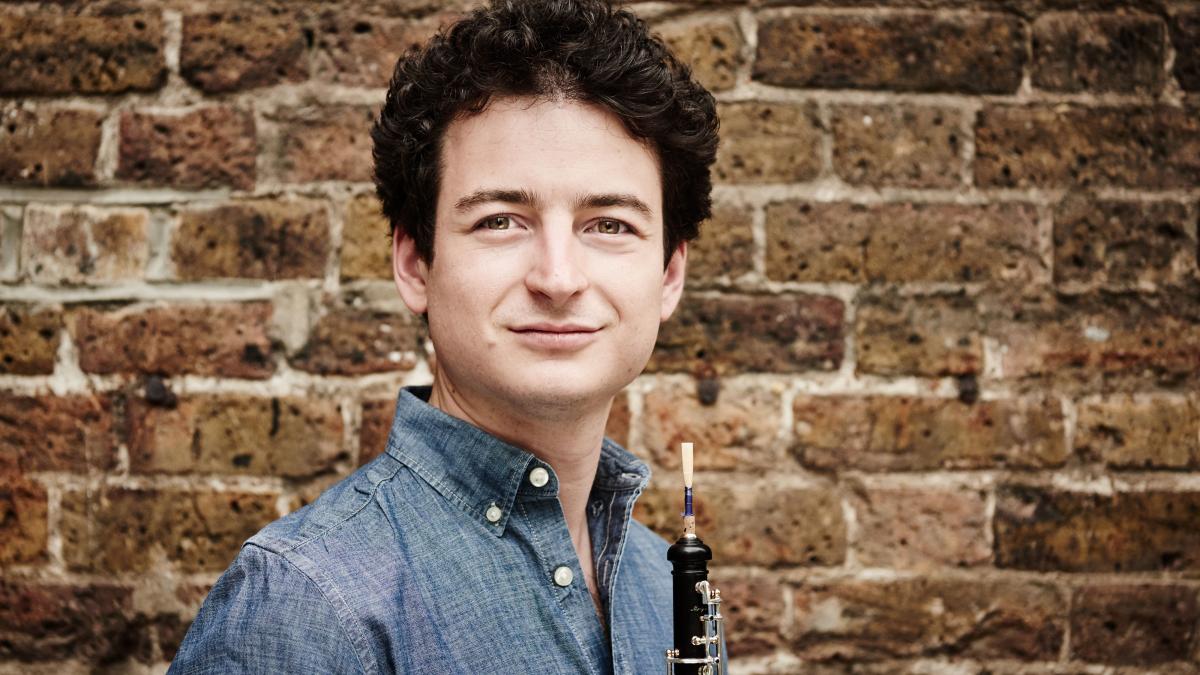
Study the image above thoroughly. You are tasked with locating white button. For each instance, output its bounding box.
[528,467,550,488]
[485,504,502,523]
[553,565,574,587]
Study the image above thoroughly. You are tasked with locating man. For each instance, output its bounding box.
[170,0,718,671]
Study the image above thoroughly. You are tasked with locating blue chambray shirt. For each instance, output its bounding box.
[169,386,673,674]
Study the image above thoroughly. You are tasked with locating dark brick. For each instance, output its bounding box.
[1171,8,1200,91]
[605,392,630,449]
[270,105,376,183]
[0,580,142,661]
[658,16,743,92]
[855,290,982,377]
[1075,396,1200,469]
[0,105,102,188]
[1070,584,1198,664]
[832,105,963,188]
[720,577,785,657]
[640,379,782,471]
[754,13,1025,93]
[1032,13,1165,93]
[341,193,392,281]
[0,12,165,95]
[173,200,331,280]
[995,486,1200,572]
[291,308,425,375]
[0,475,47,566]
[359,398,395,466]
[848,482,991,569]
[687,202,754,287]
[648,293,844,375]
[0,394,116,474]
[117,108,256,190]
[313,12,446,87]
[0,304,61,375]
[714,102,822,184]
[180,10,308,93]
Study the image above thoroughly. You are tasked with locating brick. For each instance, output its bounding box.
[754,13,1025,94]
[1033,13,1165,93]
[117,108,256,190]
[270,106,376,184]
[180,10,308,93]
[0,580,141,661]
[649,293,844,375]
[360,398,395,466]
[848,482,991,569]
[1171,8,1200,91]
[0,476,47,566]
[1053,197,1197,291]
[1070,584,1198,664]
[0,305,60,375]
[0,106,102,187]
[605,392,630,449]
[792,578,1064,661]
[640,379,782,471]
[719,577,785,657]
[1075,396,1200,469]
[173,200,330,280]
[61,487,279,574]
[69,303,275,379]
[0,394,116,473]
[341,193,393,280]
[833,105,963,188]
[313,13,444,87]
[995,486,1200,572]
[713,102,822,184]
[0,13,165,95]
[976,105,1200,189]
[658,16,743,92]
[128,395,346,478]
[765,201,1042,284]
[792,396,1067,471]
[687,202,754,287]
[22,205,148,285]
[855,290,982,377]
[291,308,424,375]
[635,482,845,566]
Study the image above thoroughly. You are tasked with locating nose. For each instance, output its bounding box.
[524,224,589,305]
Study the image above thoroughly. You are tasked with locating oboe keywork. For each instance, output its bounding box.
[666,442,729,675]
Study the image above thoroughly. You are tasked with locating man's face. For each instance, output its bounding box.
[392,96,686,419]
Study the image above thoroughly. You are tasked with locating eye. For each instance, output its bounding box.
[593,219,629,235]
[478,215,513,231]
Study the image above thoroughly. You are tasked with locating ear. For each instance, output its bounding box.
[660,242,687,322]
[392,228,429,315]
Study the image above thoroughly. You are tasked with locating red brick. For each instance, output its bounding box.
[640,379,782,471]
[0,105,102,188]
[1033,13,1165,93]
[313,13,446,87]
[995,486,1200,572]
[0,475,47,566]
[792,396,1067,471]
[848,482,991,569]
[792,577,1064,661]
[0,394,116,473]
[61,487,279,574]
[128,395,346,478]
[270,105,376,183]
[291,307,425,375]
[22,205,149,285]
[832,105,963,188]
[687,202,754,287]
[714,102,822,184]
[359,398,395,466]
[117,108,256,190]
[341,193,393,281]
[719,577,785,657]
[855,290,982,377]
[173,200,331,280]
[976,105,1200,189]
[0,12,165,95]
[1171,8,1200,91]
[650,293,844,376]
[1070,584,1199,664]
[0,304,60,375]
[658,16,743,92]
[754,13,1025,93]
[0,580,142,661]
[180,10,308,93]
[1075,396,1200,469]
[69,303,276,379]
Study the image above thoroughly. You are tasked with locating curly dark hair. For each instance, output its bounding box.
[370,0,719,266]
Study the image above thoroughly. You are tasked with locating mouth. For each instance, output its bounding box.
[508,323,602,350]
[511,323,601,334]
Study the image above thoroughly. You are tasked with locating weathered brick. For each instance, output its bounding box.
[180,10,308,93]
[22,205,148,285]
[69,303,275,379]
[342,193,393,280]
[648,293,844,375]
[61,487,279,574]
[173,200,330,280]
[714,102,822,184]
[719,577,785,657]
[0,580,141,661]
[0,304,60,375]
[1033,13,1165,93]
[605,392,630,449]
[128,395,346,478]
[995,487,1200,572]
[313,13,445,87]
[766,201,1043,284]
[792,396,1067,471]
[360,398,395,466]
[832,105,963,188]
[291,308,424,375]
[0,475,47,566]
[855,290,982,377]
[640,379,782,471]
[1070,584,1198,665]
[0,394,116,473]
[635,481,845,566]
[792,578,1064,661]
[117,108,256,190]
[754,13,1025,93]
[0,13,165,95]
[658,16,743,92]
[1076,396,1200,469]
[1171,8,1200,91]
[0,106,102,188]
[1053,197,1197,291]
[976,105,1200,189]
[848,482,991,569]
[270,106,376,183]
[688,202,754,287]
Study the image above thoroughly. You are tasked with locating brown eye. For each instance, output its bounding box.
[482,215,512,230]
[595,219,625,234]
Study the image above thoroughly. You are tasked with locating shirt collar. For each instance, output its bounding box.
[383,386,651,536]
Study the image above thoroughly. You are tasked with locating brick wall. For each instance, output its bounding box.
[1,1,1197,672]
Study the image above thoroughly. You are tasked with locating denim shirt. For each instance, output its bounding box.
[169,386,673,674]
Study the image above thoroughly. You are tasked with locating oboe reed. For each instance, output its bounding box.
[681,442,695,536]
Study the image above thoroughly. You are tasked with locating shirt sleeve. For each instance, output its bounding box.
[168,543,367,675]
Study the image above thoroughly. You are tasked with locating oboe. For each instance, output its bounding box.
[665,442,728,675]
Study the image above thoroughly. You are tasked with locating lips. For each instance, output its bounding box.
[511,323,600,334]
[509,322,602,350]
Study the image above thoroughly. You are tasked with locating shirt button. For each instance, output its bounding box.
[553,565,573,587]
[485,503,502,523]
[528,467,550,488]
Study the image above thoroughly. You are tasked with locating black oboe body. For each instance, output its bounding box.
[667,534,712,675]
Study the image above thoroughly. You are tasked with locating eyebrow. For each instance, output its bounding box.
[452,188,653,218]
